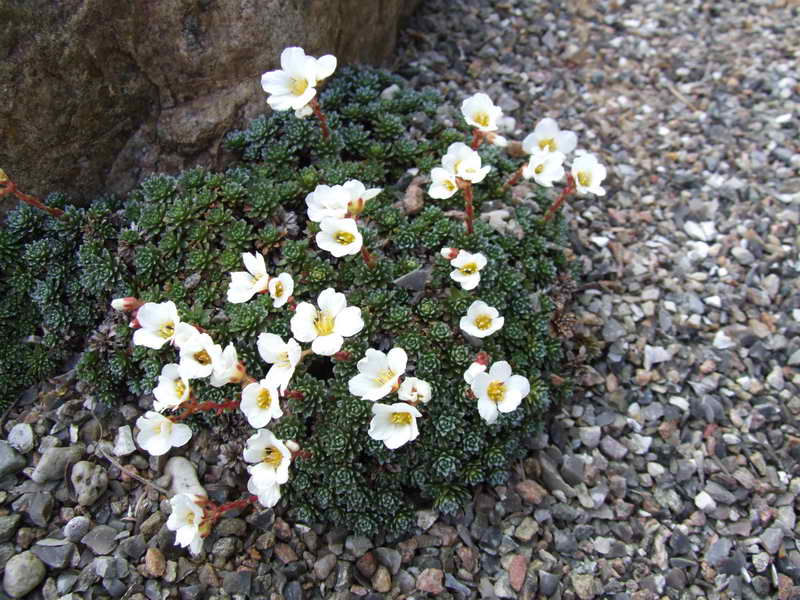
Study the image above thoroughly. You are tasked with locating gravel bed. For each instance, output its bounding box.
[1,1,799,599]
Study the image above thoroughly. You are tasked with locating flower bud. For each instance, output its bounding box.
[439,247,459,260]
[111,297,143,312]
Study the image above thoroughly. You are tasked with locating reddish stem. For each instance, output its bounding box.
[543,174,576,222]
[0,179,64,218]
[470,129,483,150]
[310,97,330,140]
[360,245,376,269]
[463,181,474,235]
[170,398,240,422]
[501,167,524,194]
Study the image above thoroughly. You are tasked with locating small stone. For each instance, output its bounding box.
[539,571,560,596]
[113,426,136,457]
[516,480,547,504]
[81,525,118,555]
[25,493,53,527]
[373,547,401,575]
[713,330,736,349]
[118,534,146,560]
[313,553,336,580]
[416,568,444,595]
[0,441,26,479]
[31,444,84,483]
[64,516,91,542]
[706,538,731,566]
[164,457,206,498]
[627,434,652,455]
[93,556,116,578]
[514,516,538,542]
[416,509,438,531]
[372,565,391,593]
[444,572,471,597]
[600,436,628,460]
[274,542,298,563]
[212,537,238,561]
[578,426,602,448]
[31,540,75,569]
[356,551,377,578]
[145,547,165,577]
[345,535,372,557]
[70,461,108,506]
[694,491,717,512]
[7,424,34,453]
[139,512,164,537]
[223,571,252,596]
[731,246,755,265]
[602,319,626,342]
[0,515,21,543]
[684,220,715,241]
[571,573,599,600]
[752,551,771,573]
[3,551,46,598]
[761,526,784,554]
[508,554,527,592]
[767,366,785,391]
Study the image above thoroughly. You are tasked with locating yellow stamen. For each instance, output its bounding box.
[263,446,283,468]
[538,138,556,152]
[374,369,396,386]
[185,512,195,525]
[459,262,478,276]
[335,231,355,245]
[159,321,175,339]
[444,179,456,191]
[487,381,506,404]
[274,281,284,298]
[277,351,291,369]
[577,171,591,187]
[194,350,211,365]
[174,380,186,398]
[0,169,8,183]
[257,388,272,410]
[314,311,335,336]
[290,78,309,96]
[390,412,412,425]
[474,315,493,330]
[534,164,544,175]
[473,111,490,128]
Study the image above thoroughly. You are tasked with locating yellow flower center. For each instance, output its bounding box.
[159,321,175,339]
[174,380,186,398]
[153,420,169,434]
[274,281,284,298]
[390,411,412,425]
[534,164,544,175]
[263,446,283,468]
[444,179,456,191]
[257,388,272,410]
[277,351,291,369]
[577,171,591,187]
[487,381,506,404]
[473,111,490,128]
[194,350,211,365]
[290,77,309,96]
[374,369,397,386]
[185,512,195,525]
[314,311,335,336]
[474,314,493,330]
[335,231,355,245]
[538,138,556,152]
[459,262,478,276]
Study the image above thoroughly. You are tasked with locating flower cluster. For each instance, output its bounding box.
[261,47,336,118]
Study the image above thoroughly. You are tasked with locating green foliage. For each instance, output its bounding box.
[2,65,581,538]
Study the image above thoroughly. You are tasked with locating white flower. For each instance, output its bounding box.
[135,411,192,456]
[471,361,530,424]
[368,403,422,449]
[179,333,222,379]
[209,343,244,387]
[305,184,350,222]
[449,250,487,291]
[260,46,337,111]
[488,133,508,148]
[268,273,294,308]
[243,430,292,490]
[522,118,577,155]
[153,364,191,413]
[343,180,381,216]
[173,323,200,348]
[348,348,407,401]
[110,297,141,312]
[247,476,282,508]
[440,247,459,260]
[166,493,205,555]
[461,93,502,132]
[257,333,301,394]
[294,104,314,119]
[571,153,607,196]
[316,217,363,257]
[240,380,283,428]
[227,252,269,304]
[132,301,181,349]
[522,150,566,187]
[459,300,504,338]
[463,361,487,385]
[398,377,431,404]
[428,167,459,199]
[290,288,364,356]
[442,142,491,184]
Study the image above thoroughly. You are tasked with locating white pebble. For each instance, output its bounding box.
[669,396,689,412]
[713,330,736,349]
[695,491,717,512]
[113,426,136,457]
[7,423,34,454]
[704,296,722,308]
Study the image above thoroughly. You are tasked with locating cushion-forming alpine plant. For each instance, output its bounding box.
[4,46,606,551]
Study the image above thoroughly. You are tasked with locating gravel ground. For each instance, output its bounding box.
[2,1,799,599]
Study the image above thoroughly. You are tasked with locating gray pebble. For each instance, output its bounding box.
[760,526,784,554]
[31,444,85,483]
[7,424,34,454]
[70,461,108,506]
[31,540,75,569]
[600,436,628,460]
[64,516,91,542]
[0,441,26,479]
[81,525,118,555]
[3,551,46,598]
[0,515,21,543]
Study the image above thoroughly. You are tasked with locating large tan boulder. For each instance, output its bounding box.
[0,0,419,208]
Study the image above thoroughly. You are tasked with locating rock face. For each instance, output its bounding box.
[0,0,420,209]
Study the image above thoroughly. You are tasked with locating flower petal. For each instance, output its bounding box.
[312,333,343,356]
